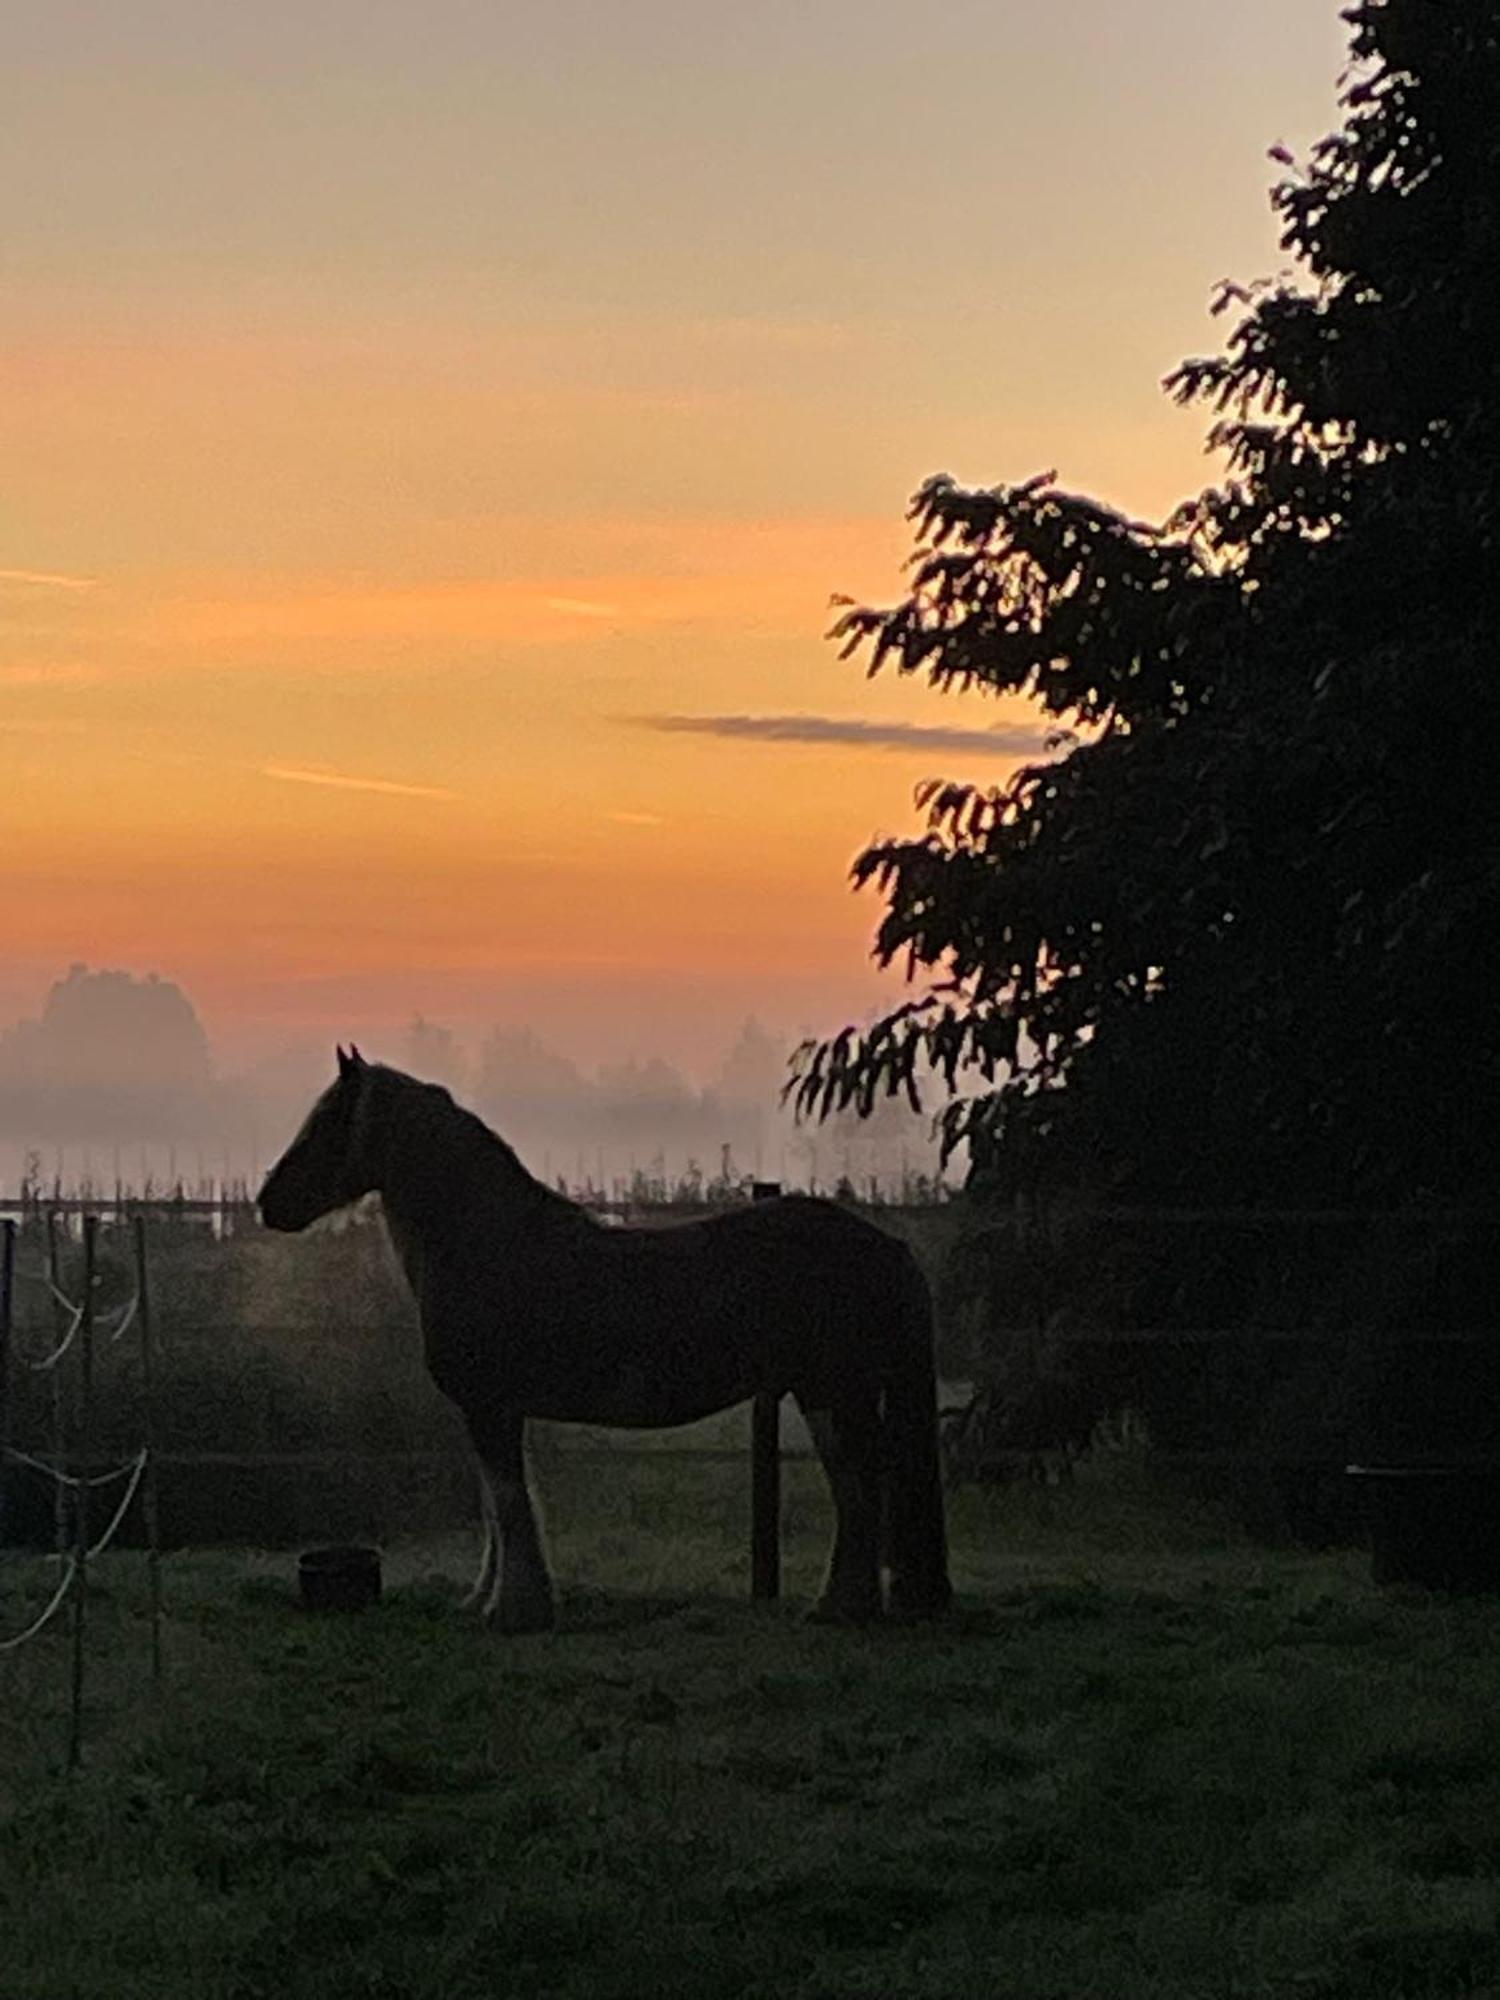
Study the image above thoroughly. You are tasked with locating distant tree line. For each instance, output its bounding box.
[431,1016,943,1196]
[0,964,220,1144]
[0,971,944,1195]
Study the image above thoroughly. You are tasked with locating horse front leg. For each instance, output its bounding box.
[466,1405,555,1634]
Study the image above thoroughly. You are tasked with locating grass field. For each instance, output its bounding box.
[4,1449,1500,2000]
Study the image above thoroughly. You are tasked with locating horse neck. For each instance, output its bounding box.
[375,1086,552,1271]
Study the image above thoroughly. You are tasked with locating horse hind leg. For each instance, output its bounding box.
[881,1401,953,1618]
[880,1270,954,1621]
[798,1396,883,1625]
[465,1407,556,1634]
[458,1460,500,1612]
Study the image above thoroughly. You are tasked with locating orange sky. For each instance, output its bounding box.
[1,1,1349,1075]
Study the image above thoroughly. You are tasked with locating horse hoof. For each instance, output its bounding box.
[886,1580,954,1623]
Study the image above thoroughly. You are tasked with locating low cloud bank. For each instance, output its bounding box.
[634,711,1052,758]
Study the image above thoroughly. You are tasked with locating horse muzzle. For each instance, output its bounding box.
[257,1175,312,1232]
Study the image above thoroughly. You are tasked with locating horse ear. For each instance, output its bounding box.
[337,1045,353,1078]
[349,1044,365,1068]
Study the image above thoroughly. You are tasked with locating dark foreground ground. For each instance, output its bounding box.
[4,1450,1500,2000]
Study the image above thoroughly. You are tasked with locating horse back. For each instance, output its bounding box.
[419,1190,925,1426]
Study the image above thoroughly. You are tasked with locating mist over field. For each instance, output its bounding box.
[0,963,946,1195]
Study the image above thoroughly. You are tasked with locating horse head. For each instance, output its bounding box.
[258,1045,384,1231]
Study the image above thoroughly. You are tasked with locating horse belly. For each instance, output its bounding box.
[531,1382,743,1429]
[523,1337,754,1428]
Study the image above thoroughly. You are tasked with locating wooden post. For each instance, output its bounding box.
[750,1181,782,1601]
[46,1213,69,1556]
[134,1217,163,1684]
[66,1215,96,1774]
[0,1220,13,1537]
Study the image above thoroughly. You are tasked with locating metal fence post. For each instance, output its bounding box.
[66,1215,96,1773]
[750,1181,782,1601]
[0,1219,13,1537]
[134,1216,164,1684]
[46,1213,69,1555]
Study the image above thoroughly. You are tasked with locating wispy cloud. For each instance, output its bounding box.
[140,518,901,659]
[607,810,665,827]
[0,567,99,592]
[259,763,459,801]
[632,713,1055,759]
[545,596,621,620]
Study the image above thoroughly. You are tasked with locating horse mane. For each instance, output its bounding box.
[370,1062,569,1212]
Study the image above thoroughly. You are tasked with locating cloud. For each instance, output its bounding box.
[607,810,665,827]
[632,712,1056,759]
[259,763,459,801]
[545,596,622,619]
[0,567,99,592]
[137,517,902,659]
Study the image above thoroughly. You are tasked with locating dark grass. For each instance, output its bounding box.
[5,1451,1500,1998]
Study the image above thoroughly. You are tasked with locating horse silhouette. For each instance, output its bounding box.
[259,1048,951,1628]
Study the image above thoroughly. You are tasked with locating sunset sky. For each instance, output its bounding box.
[3,0,1349,1078]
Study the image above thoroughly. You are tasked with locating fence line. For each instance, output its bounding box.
[4,1445,146,1488]
[0,1560,76,1654]
[4,1200,1497,1551]
[20,1320,1492,1347]
[10,1435,1486,1478]
[45,1444,1448,1472]
[4,1192,1496,1224]
[0,1214,162,1775]
[1,1190,1492,1776]
[0,1450,153,1656]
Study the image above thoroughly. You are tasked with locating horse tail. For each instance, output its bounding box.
[880,1245,953,1618]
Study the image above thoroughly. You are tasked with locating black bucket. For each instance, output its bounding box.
[1346,1466,1500,1593]
[298,1544,382,1611]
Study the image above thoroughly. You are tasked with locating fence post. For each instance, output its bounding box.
[46,1214,69,1555]
[133,1216,163,1684]
[0,1220,13,1536]
[66,1215,96,1773]
[750,1181,782,1602]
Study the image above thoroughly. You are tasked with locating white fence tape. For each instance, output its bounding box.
[105,1292,140,1347]
[0,1450,150,1652]
[87,1450,148,1560]
[0,1559,76,1653]
[3,1444,142,1490]
[21,1297,84,1373]
[16,1288,138,1372]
